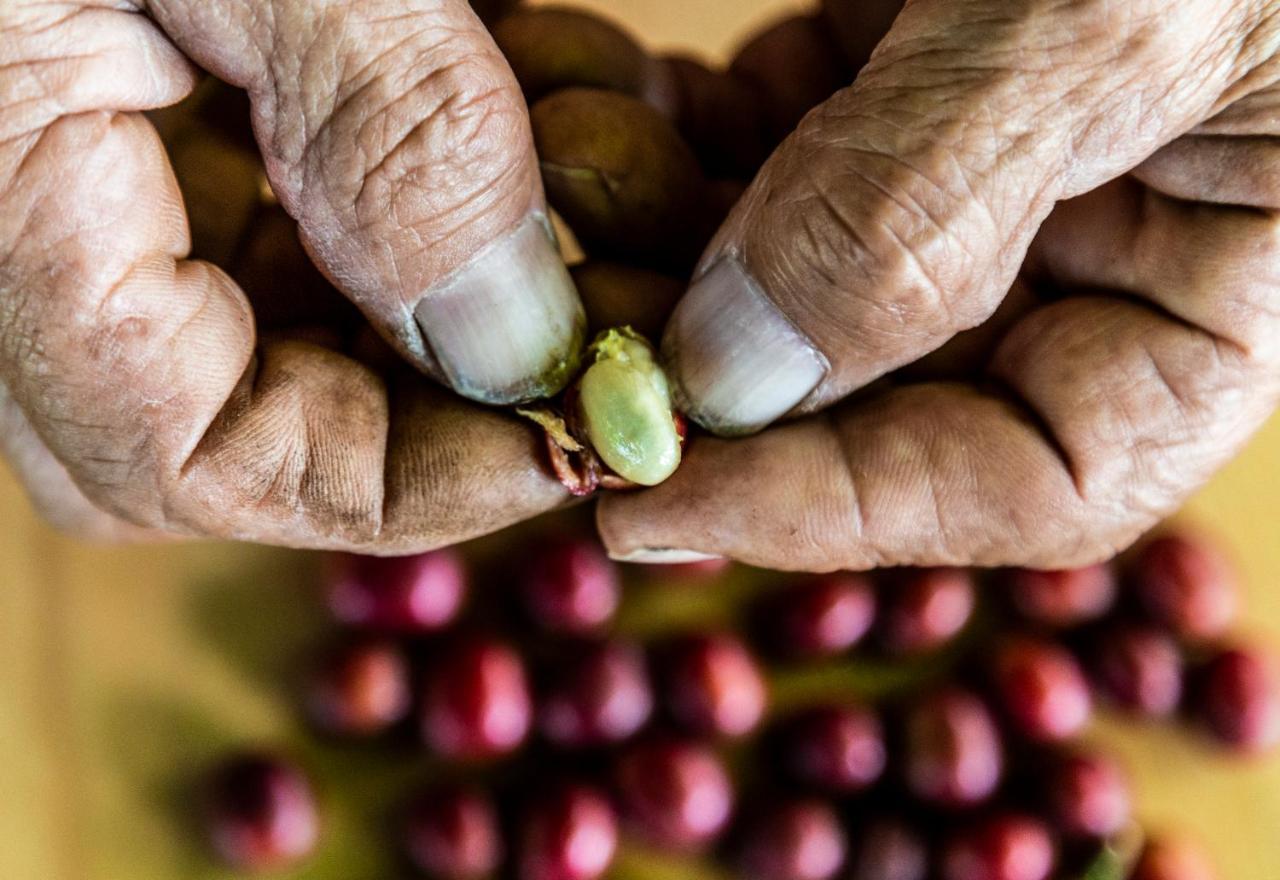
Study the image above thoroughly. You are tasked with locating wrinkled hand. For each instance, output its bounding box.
[0,0,579,547]
[601,0,1280,570]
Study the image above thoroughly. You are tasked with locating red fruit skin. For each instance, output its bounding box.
[1131,837,1219,880]
[539,641,654,749]
[1047,752,1131,840]
[736,800,849,880]
[771,574,877,659]
[203,753,319,873]
[991,636,1093,742]
[663,633,768,738]
[849,819,929,880]
[941,814,1055,880]
[327,550,466,633]
[1196,644,1280,754]
[903,688,1004,809]
[1007,565,1117,628]
[404,786,503,879]
[1091,625,1184,719]
[519,786,619,880]
[422,639,533,760]
[615,739,734,850]
[781,704,886,794]
[880,569,976,656]
[522,539,621,634]
[1133,534,1239,642]
[305,640,412,738]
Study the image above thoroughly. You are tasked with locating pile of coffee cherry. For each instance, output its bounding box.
[199,515,1279,880]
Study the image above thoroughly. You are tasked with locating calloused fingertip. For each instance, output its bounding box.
[413,213,587,406]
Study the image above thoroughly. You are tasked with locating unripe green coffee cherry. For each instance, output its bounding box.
[576,328,682,486]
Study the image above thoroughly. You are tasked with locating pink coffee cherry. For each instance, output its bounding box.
[327,549,466,633]
[422,638,533,760]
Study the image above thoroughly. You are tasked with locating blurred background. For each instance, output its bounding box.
[3,0,1279,878]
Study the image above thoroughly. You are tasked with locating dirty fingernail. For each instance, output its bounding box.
[414,214,586,405]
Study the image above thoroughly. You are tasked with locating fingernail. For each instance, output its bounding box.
[612,548,724,565]
[664,257,827,436]
[414,215,586,405]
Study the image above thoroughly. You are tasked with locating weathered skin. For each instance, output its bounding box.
[0,0,565,550]
[4,0,1280,570]
[600,0,1280,571]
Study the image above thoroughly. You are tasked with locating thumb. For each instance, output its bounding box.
[663,0,1274,435]
[149,0,584,405]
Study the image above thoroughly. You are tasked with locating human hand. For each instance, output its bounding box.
[601,0,1280,570]
[0,0,581,548]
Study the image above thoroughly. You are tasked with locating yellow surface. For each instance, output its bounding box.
[2,1,1280,878]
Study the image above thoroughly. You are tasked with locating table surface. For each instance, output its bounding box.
[3,1,1278,878]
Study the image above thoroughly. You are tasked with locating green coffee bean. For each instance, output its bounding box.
[576,328,682,487]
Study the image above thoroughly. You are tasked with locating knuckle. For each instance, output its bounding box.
[300,27,528,233]
[762,130,988,336]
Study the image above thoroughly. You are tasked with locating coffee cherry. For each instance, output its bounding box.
[1131,836,1218,880]
[422,639,533,760]
[518,785,618,880]
[492,7,650,102]
[777,704,886,794]
[539,641,654,749]
[941,814,1055,880]
[202,752,319,873]
[304,639,412,738]
[821,0,906,71]
[1045,751,1131,840]
[1006,565,1116,628]
[990,636,1092,742]
[326,550,466,633]
[652,54,768,177]
[1133,534,1238,642]
[662,632,768,738]
[1194,644,1280,754]
[902,687,1004,808]
[576,328,684,487]
[880,568,976,656]
[729,15,851,144]
[521,538,621,634]
[735,800,848,880]
[848,819,929,880]
[572,262,684,342]
[404,786,503,879]
[615,739,734,850]
[1090,624,1184,719]
[761,574,877,660]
